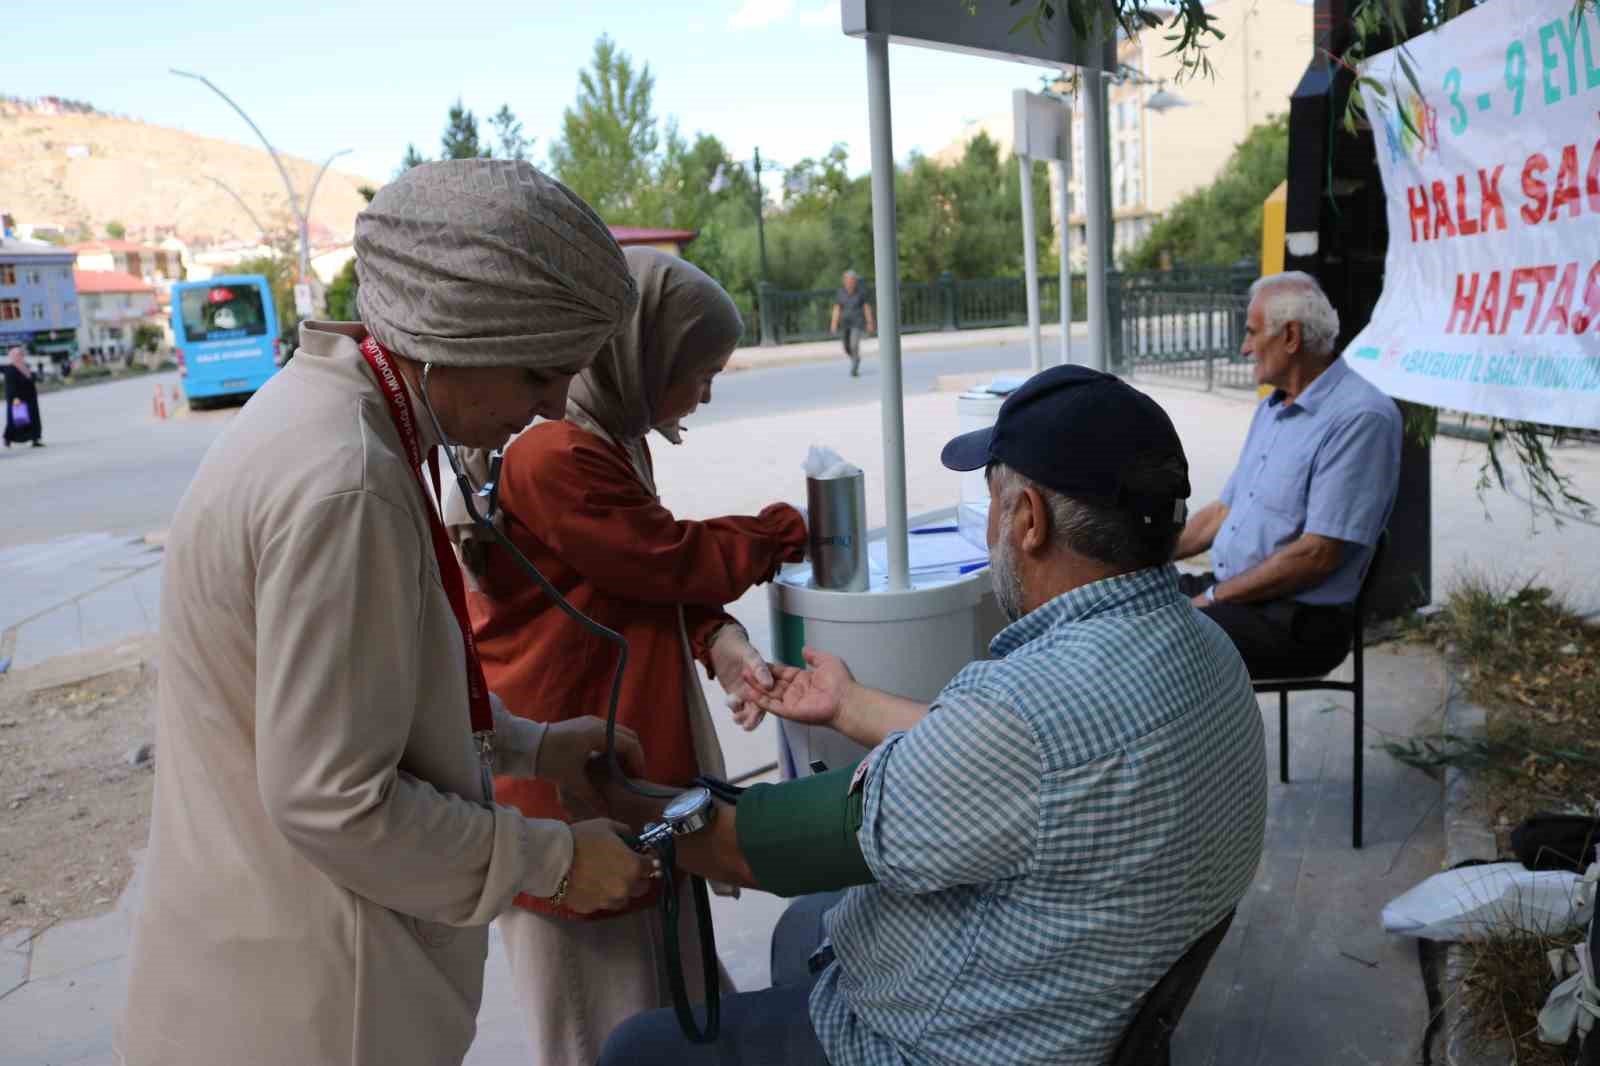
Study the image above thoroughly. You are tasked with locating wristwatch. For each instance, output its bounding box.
[639,786,717,851]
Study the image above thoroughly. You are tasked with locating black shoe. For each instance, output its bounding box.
[31,440,43,448]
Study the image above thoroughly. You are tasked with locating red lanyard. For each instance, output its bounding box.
[357,336,496,775]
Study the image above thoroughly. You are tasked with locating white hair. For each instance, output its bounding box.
[988,463,1177,570]
[1249,271,1340,359]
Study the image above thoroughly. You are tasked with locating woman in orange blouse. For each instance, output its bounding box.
[454,248,806,1064]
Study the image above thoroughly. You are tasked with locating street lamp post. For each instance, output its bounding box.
[171,69,349,311]
[752,147,771,285]
[712,149,780,344]
[205,177,272,241]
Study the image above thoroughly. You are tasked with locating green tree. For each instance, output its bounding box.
[133,322,163,352]
[780,144,853,220]
[398,144,428,174]
[547,35,661,220]
[1123,115,1287,270]
[489,104,532,162]
[356,184,378,203]
[105,220,126,239]
[236,253,297,338]
[441,98,489,160]
[325,259,359,322]
[893,134,1053,283]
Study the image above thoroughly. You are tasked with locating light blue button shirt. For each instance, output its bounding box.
[1212,358,1403,606]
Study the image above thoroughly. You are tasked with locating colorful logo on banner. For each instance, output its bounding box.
[1346,0,1600,430]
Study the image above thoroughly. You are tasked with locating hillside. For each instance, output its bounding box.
[0,102,379,247]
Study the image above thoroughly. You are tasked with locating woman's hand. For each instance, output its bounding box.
[710,625,777,732]
[562,819,658,914]
[537,717,645,817]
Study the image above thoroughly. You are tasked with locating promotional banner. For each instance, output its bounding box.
[1347,0,1600,430]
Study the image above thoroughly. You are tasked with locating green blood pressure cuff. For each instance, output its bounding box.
[736,760,875,897]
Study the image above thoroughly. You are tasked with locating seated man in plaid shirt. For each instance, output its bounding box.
[597,367,1269,1066]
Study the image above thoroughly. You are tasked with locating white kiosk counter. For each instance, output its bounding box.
[769,512,1007,778]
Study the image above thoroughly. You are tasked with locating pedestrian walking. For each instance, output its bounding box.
[829,270,876,377]
[3,346,43,448]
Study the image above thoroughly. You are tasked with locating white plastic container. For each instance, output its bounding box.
[953,380,1021,551]
[955,387,1006,507]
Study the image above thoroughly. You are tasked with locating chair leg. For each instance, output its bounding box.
[1353,637,1365,850]
[1278,690,1289,784]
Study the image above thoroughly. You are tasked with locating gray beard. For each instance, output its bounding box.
[990,517,1026,623]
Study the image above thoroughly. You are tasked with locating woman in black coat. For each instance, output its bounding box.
[3,346,43,448]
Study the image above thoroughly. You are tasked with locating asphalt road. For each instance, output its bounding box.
[0,340,1030,551]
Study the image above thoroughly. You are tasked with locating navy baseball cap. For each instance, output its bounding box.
[941,366,1191,525]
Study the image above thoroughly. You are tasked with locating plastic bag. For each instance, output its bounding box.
[1539,855,1600,1046]
[1381,862,1592,940]
[803,445,860,480]
[10,398,30,428]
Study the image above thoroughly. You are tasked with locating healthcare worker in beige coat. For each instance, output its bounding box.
[119,160,656,1066]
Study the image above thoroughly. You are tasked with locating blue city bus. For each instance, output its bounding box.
[171,274,283,405]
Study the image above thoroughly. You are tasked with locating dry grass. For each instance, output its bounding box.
[1458,926,1587,1066]
[1402,575,1600,841]
[1397,575,1600,1065]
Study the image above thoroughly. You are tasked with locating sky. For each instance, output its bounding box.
[7,0,1066,189]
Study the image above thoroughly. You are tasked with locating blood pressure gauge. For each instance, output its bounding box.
[637,786,716,852]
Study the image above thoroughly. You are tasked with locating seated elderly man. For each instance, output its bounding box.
[593,366,1268,1066]
[1175,271,1402,679]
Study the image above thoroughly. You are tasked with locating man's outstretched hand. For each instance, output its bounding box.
[749,647,856,729]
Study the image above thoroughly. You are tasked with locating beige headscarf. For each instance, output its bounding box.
[443,249,745,831]
[7,347,30,379]
[566,247,745,477]
[355,159,637,370]
[445,247,744,555]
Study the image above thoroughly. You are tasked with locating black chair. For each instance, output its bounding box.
[1251,531,1389,850]
[1110,909,1236,1066]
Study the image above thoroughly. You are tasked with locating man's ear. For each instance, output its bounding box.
[1017,486,1051,554]
[1283,320,1303,357]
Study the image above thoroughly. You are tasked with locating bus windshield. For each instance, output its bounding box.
[180,284,269,341]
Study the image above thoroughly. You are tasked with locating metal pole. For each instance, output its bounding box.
[1057,154,1074,366]
[1082,25,1110,372]
[206,176,272,240]
[171,70,311,282]
[305,149,353,229]
[865,34,910,592]
[754,147,771,285]
[1019,154,1043,373]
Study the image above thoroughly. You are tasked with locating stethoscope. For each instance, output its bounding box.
[419,363,725,1042]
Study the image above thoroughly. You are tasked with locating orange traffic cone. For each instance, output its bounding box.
[153,384,167,421]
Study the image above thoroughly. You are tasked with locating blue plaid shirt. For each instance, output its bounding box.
[810,566,1267,1066]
